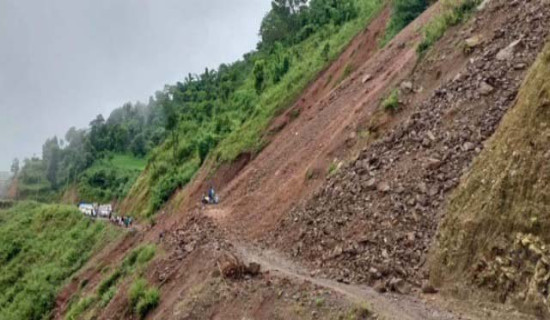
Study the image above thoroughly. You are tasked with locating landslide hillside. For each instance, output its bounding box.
[50,0,550,319]
[270,0,550,292]
[432,42,550,317]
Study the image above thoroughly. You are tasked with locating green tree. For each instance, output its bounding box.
[253,60,267,94]
[10,158,19,176]
[42,137,61,189]
[161,98,179,161]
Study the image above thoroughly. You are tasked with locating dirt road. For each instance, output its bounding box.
[235,244,535,320]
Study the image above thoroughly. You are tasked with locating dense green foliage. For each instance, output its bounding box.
[16,101,164,202]
[381,0,430,45]
[0,202,116,320]
[77,155,146,202]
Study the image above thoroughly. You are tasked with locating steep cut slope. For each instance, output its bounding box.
[432,43,550,317]
[200,3,441,239]
[269,0,550,290]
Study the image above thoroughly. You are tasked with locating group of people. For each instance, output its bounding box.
[109,215,133,228]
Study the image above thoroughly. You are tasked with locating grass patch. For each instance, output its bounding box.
[66,243,157,318]
[109,154,147,171]
[77,153,147,203]
[334,63,356,87]
[0,202,117,320]
[129,278,160,319]
[382,89,400,111]
[417,0,481,54]
[328,161,341,176]
[65,296,96,320]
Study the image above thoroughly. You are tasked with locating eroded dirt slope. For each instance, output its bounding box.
[270,0,550,291]
[203,3,440,239]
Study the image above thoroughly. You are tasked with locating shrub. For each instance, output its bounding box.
[100,286,117,307]
[129,278,160,319]
[65,296,96,320]
[328,162,340,176]
[97,269,122,296]
[417,0,480,54]
[136,245,156,265]
[149,162,197,214]
[128,278,147,309]
[382,0,429,45]
[136,288,160,318]
[382,89,400,111]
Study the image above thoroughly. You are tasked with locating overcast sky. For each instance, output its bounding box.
[0,0,271,171]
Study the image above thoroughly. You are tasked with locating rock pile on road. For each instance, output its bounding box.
[274,0,550,290]
[153,213,231,283]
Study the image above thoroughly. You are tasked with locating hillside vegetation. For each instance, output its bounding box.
[432,43,550,317]
[123,0,389,217]
[12,0,438,217]
[0,202,118,320]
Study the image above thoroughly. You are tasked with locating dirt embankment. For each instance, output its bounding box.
[270,0,550,292]
[432,42,550,318]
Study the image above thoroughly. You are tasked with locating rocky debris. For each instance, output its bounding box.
[400,81,414,92]
[479,81,494,95]
[154,213,232,283]
[362,74,373,84]
[496,39,523,61]
[465,35,482,49]
[272,0,550,288]
[421,281,438,294]
[217,253,262,280]
[389,277,410,294]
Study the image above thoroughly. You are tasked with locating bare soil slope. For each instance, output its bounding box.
[203,3,439,239]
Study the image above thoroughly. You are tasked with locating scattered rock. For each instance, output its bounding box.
[389,277,410,294]
[362,74,373,84]
[377,182,391,193]
[421,281,438,294]
[400,81,413,92]
[496,39,523,61]
[479,82,495,95]
[463,142,475,151]
[465,35,482,49]
[184,243,195,253]
[365,178,377,190]
[374,281,387,293]
[247,262,261,276]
